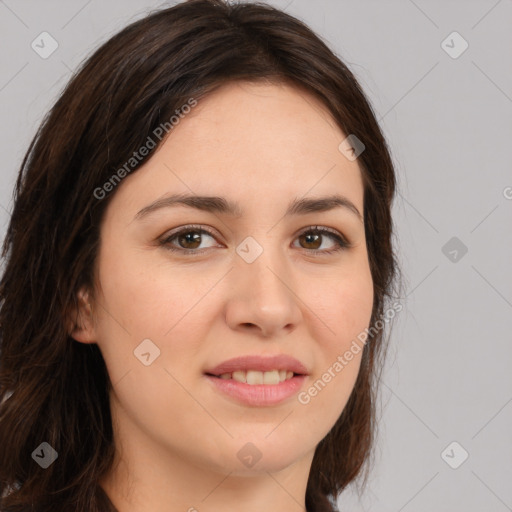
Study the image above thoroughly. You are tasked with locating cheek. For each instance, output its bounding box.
[93,247,222,396]
[302,263,373,406]
[312,264,374,350]
[295,279,372,438]
[96,245,203,338]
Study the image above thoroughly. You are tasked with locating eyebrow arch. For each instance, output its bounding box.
[134,193,363,223]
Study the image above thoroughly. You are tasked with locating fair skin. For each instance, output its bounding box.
[71,81,373,512]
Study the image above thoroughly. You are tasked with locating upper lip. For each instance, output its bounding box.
[205,354,309,376]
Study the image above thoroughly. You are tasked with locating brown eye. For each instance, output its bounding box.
[294,227,350,254]
[161,224,350,256]
[162,225,219,254]
[176,230,202,249]
[298,232,322,250]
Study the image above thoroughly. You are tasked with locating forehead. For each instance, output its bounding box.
[107,80,365,221]
[182,80,344,150]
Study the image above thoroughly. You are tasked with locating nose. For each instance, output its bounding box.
[224,244,303,338]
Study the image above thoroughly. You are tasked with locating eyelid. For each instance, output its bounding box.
[297,225,350,243]
[160,223,220,244]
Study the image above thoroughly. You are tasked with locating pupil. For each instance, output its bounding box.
[180,231,201,249]
[303,233,320,249]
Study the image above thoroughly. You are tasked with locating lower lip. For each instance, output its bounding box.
[205,374,307,406]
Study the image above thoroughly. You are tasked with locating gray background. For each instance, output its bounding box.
[1,0,511,510]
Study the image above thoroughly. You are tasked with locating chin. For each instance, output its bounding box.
[187,434,310,476]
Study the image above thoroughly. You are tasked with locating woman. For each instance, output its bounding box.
[0,1,401,511]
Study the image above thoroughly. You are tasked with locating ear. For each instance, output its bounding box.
[67,287,97,344]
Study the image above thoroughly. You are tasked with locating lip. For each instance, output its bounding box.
[206,374,307,406]
[204,354,309,376]
[204,354,309,407]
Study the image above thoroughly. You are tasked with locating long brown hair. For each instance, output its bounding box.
[0,1,401,510]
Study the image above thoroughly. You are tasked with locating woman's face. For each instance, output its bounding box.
[80,81,373,476]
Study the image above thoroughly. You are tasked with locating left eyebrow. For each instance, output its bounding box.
[134,193,363,223]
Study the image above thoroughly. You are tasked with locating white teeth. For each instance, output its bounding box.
[232,371,246,383]
[246,370,264,385]
[263,370,280,385]
[217,369,295,385]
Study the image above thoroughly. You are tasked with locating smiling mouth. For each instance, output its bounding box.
[206,369,298,385]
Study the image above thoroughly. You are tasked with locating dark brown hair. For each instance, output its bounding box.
[0,1,401,510]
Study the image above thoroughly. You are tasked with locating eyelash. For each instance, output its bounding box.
[160,224,351,256]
